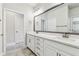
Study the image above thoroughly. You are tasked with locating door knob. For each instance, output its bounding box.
[0,34,3,36]
[16,31,18,33]
[0,19,1,22]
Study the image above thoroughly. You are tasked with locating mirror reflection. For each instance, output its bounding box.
[34,3,79,33]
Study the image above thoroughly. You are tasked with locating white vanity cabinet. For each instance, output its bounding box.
[34,36,44,56]
[27,34,79,56]
[44,39,79,56]
[27,34,35,52]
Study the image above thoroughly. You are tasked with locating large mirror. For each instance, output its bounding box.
[34,3,79,34]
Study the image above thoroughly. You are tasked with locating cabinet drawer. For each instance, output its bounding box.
[45,39,79,56]
[34,37,44,56]
[27,35,34,39]
[35,43,43,51]
[36,41,43,47]
[35,48,43,56]
[35,46,43,56]
[35,37,44,47]
[36,37,43,42]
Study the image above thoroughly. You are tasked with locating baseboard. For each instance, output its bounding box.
[27,47,37,56]
[2,52,6,56]
[0,52,5,56]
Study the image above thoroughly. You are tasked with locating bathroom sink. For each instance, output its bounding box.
[64,38,76,42]
[57,37,78,42]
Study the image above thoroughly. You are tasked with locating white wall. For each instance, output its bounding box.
[70,7,79,17]
[3,3,34,36]
[33,3,60,16]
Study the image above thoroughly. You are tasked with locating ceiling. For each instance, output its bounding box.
[27,3,79,8]
[26,3,38,7]
[4,3,79,9]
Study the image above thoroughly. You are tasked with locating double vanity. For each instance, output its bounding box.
[27,32,79,56]
[27,3,79,56]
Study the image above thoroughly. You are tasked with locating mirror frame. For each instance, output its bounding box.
[33,3,79,35]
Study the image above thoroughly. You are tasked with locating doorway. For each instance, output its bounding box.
[4,9,24,54]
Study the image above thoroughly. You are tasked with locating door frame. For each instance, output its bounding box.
[3,8,24,55]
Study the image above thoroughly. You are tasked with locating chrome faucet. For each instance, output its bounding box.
[62,33,69,38]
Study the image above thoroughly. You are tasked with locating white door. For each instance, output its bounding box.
[6,9,24,50]
[0,4,2,55]
[6,10,15,47]
[15,13,24,44]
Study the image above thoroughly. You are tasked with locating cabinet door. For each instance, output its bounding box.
[27,35,31,48]
[27,35,35,52]
[44,46,57,56]
[34,36,37,54]
[30,36,34,52]
[44,39,72,56]
[44,40,57,56]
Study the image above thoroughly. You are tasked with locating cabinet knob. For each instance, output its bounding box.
[0,19,1,22]
[36,46,40,50]
[57,53,61,56]
[59,53,61,56]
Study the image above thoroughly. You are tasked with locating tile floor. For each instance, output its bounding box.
[5,48,35,56]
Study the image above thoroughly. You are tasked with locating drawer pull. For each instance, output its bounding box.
[57,53,61,56]
[59,53,61,56]
[57,53,58,56]
[37,47,40,50]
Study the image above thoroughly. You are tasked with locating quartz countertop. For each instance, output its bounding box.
[27,32,79,49]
